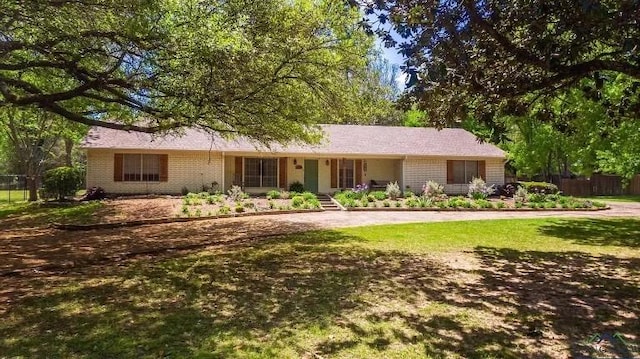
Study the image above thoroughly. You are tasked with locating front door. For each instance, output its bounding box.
[304,160,319,193]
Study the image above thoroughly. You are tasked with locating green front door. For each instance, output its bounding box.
[304,160,319,193]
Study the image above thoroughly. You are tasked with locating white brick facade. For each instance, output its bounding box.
[86,149,223,194]
[87,149,504,195]
[403,157,504,195]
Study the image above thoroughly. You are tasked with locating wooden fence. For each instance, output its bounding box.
[556,174,640,196]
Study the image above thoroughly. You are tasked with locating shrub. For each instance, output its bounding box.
[449,197,472,208]
[496,183,519,197]
[279,191,291,199]
[227,185,245,202]
[405,197,419,208]
[592,201,606,208]
[342,198,357,208]
[422,180,445,199]
[403,190,415,198]
[181,205,189,215]
[197,192,210,199]
[368,190,386,201]
[42,166,83,200]
[383,200,390,207]
[395,201,402,207]
[219,205,231,214]
[335,189,364,201]
[183,197,191,205]
[385,181,402,200]
[515,201,523,208]
[266,190,280,199]
[495,201,506,209]
[527,193,548,203]
[467,177,495,200]
[353,183,368,193]
[80,187,107,201]
[292,196,305,208]
[519,181,559,194]
[514,187,528,203]
[289,181,304,193]
[235,205,245,213]
[301,192,317,200]
[418,197,431,208]
[474,199,493,208]
[243,201,255,209]
[307,198,321,209]
[195,208,202,217]
[268,200,275,209]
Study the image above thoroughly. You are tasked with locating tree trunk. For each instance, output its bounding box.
[27,175,38,202]
[64,137,73,167]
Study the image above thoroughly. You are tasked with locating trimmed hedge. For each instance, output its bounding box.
[519,181,559,194]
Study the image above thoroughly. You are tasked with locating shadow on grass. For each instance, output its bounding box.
[0,201,106,229]
[1,230,639,358]
[537,218,640,247]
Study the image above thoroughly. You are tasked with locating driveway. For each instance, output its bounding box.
[271,201,640,228]
[1,201,638,277]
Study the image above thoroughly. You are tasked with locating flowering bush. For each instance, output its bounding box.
[385,181,401,200]
[353,183,369,193]
[467,177,495,200]
[514,186,528,203]
[422,180,446,200]
[227,185,246,202]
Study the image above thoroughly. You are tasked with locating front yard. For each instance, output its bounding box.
[1,217,639,358]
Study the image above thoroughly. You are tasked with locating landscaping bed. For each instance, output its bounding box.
[176,187,321,217]
[333,180,608,211]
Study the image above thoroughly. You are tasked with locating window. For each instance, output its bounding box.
[121,154,161,182]
[449,160,481,184]
[339,159,354,188]
[244,158,278,187]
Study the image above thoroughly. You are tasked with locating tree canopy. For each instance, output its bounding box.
[360,0,640,126]
[1,0,391,143]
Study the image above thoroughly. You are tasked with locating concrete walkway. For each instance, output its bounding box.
[269,201,640,229]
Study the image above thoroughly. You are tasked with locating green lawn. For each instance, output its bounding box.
[580,194,640,202]
[0,201,103,227]
[0,189,29,202]
[1,218,639,358]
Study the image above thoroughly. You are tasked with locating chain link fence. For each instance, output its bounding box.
[0,175,29,202]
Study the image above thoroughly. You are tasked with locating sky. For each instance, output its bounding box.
[367,13,408,89]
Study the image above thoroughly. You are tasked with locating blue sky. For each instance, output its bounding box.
[367,13,408,89]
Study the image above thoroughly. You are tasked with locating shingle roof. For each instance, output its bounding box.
[81,124,505,158]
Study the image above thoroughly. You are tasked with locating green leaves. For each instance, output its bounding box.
[1,0,389,144]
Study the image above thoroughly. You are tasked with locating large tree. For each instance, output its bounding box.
[360,0,640,126]
[1,0,386,143]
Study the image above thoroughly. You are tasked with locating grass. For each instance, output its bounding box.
[0,201,103,227]
[579,194,640,203]
[0,189,29,202]
[1,218,639,358]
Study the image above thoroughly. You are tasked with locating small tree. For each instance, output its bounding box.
[385,181,401,200]
[468,177,495,200]
[42,166,83,201]
[422,180,445,200]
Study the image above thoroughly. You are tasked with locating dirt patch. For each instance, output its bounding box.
[93,196,179,222]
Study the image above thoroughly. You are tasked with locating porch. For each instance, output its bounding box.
[223,155,404,194]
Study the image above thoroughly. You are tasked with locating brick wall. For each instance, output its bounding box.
[404,157,504,195]
[86,149,223,194]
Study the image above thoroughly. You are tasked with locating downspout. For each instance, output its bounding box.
[221,151,225,192]
[402,156,407,190]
